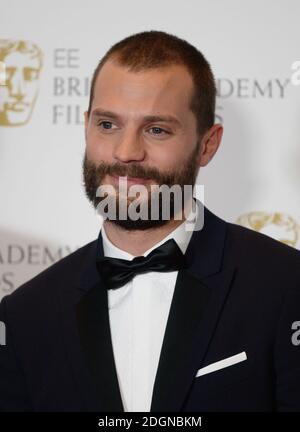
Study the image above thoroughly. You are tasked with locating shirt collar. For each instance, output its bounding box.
[101,198,198,260]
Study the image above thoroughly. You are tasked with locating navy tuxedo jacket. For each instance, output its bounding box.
[1,204,300,412]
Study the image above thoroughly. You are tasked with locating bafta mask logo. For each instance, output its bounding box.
[236,211,299,248]
[0,40,43,126]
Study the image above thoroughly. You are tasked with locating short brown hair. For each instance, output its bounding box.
[87,30,216,136]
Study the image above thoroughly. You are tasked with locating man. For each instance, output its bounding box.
[0,30,300,412]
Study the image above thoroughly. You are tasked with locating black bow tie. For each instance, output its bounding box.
[96,238,187,290]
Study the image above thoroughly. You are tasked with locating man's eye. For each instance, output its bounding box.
[149,126,169,135]
[98,121,116,130]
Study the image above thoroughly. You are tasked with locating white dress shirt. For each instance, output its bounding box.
[101,201,198,412]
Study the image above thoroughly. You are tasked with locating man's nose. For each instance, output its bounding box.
[113,128,146,163]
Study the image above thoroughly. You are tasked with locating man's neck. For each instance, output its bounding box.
[102,199,194,256]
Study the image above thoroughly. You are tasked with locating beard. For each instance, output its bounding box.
[82,141,200,231]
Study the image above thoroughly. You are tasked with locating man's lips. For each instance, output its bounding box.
[110,174,151,185]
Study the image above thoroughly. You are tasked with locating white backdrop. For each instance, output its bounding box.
[1,0,300,299]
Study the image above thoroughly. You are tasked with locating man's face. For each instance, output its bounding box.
[83,59,201,230]
[0,51,40,126]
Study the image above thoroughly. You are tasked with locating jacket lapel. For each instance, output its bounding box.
[58,239,124,411]
[149,267,236,411]
[150,202,236,411]
[76,279,124,411]
[75,234,125,412]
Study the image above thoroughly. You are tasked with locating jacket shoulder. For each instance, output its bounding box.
[225,221,300,275]
[1,238,98,305]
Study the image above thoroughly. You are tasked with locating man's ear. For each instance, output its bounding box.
[198,123,223,167]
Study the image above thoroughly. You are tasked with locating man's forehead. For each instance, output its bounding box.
[95,59,194,91]
[93,60,194,113]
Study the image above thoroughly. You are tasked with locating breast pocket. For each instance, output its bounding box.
[194,351,254,393]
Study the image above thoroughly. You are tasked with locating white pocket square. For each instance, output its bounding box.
[195,351,247,378]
